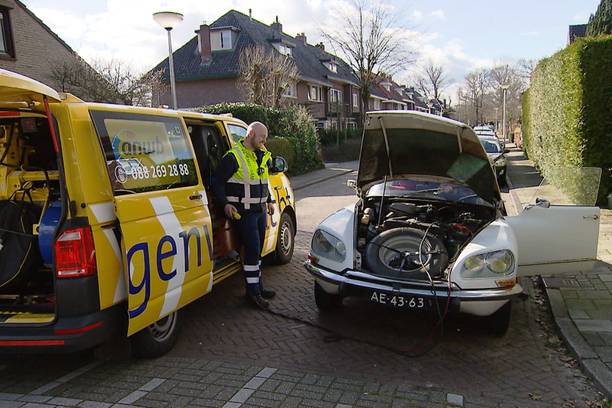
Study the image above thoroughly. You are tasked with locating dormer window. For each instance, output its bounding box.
[324,62,337,73]
[382,82,391,92]
[273,43,292,57]
[210,27,239,51]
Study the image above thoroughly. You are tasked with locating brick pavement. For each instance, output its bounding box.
[505,146,612,399]
[0,162,608,407]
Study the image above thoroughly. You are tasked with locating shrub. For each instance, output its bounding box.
[523,35,612,206]
[196,103,323,175]
[321,138,361,162]
[266,137,295,171]
[318,128,363,146]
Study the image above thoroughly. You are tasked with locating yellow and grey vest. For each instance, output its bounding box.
[224,141,272,211]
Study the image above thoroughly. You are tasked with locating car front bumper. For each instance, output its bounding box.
[305,260,524,316]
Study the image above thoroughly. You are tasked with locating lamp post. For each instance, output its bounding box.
[153,11,183,109]
[494,107,499,133]
[501,84,509,143]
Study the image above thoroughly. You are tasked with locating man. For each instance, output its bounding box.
[213,121,276,309]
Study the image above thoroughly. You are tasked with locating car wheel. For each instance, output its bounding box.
[497,171,508,187]
[271,212,295,265]
[314,282,342,312]
[483,301,512,336]
[131,311,179,358]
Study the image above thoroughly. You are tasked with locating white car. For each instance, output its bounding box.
[478,136,507,186]
[305,111,600,335]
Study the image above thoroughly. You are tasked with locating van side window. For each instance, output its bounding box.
[227,124,247,143]
[90,111,198,195]
[188,123,228,188]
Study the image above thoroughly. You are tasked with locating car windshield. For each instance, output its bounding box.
[481,140,501,153]
[365,178,492,206]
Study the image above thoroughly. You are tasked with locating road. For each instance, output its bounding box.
[0,171,605,408]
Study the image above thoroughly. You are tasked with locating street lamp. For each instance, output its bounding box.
[494,107,499,132]
[501,84,509,144]
[153,11,183,109]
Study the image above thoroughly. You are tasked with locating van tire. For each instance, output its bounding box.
[271,212,295,265]
[131,311,179,358]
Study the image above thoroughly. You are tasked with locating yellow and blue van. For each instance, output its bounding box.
[0,69,295,357]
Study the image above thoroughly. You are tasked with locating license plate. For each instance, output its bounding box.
[370,291,429,309]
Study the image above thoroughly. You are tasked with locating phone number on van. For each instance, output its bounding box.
[131,164,190,180]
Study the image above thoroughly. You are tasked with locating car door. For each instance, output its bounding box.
[505,203,600,276]
[225,122,282,256]
[91,110,214,336]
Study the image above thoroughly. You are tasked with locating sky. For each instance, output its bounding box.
[22,0,600,99]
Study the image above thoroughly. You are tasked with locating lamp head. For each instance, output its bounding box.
[153,11,184,30]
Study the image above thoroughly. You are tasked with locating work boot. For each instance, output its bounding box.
[247,292,269,309]
[260,287,276,299]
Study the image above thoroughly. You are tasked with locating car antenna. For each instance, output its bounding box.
[377,116,392,228]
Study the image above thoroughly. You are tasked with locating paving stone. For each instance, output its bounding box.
[0,402,25,408]
[17,396,52,404]
[78,402,113,408]
[0,394,23,402]
[593,346,612,363]
[447,393,464,407]
[568,308,590,319]
[581,332,606,347]
[575,319,612,332]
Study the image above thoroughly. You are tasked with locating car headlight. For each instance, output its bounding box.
[461,250,514,278]
[311,229,346,262]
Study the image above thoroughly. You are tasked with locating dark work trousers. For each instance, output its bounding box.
[236,208,267,296]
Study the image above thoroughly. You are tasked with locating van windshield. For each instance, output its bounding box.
[91,111,198,194]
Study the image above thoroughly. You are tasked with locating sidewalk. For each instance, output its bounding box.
[290,161,358,191]
[505,145,612,399]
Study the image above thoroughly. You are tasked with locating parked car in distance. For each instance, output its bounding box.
[305,111,600,336]
[478,136,507,186]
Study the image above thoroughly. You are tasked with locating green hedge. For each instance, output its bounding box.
[196,103,323,175]
[522,35,612,206]
[266,137,296,170]
[318,128,363,146]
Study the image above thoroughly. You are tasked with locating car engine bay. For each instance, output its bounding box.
[357,196,498,282]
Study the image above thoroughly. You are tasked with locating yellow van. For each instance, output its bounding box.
[0,69,296,357]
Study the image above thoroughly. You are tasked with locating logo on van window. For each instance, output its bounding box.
[111,130,164,159]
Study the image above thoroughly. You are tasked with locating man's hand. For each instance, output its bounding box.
[224,204,238,219]
[266,202,275,216]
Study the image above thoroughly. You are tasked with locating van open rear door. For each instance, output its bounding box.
[90,109,214,336]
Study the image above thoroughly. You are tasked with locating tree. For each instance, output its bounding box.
[415,61,449,101]
[322,0,411,124]
[463,69,489,124]
[50,58,166,106]
[238,45,299,108]
[586,0,612,36]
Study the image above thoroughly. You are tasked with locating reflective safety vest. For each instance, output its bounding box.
[224,141,272,211]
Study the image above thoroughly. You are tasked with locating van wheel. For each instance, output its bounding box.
[131,311,179,358]
[484,301,512,336]
[271,212,295,265]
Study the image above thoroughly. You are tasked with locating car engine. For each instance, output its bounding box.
[356,198,496,281]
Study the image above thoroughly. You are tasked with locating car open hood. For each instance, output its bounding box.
[358,111,500,204]
[0,69,61,112]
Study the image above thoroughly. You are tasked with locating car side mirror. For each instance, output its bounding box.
[347,179,357,189]
[535,197,550,208]
[270,156,288,174]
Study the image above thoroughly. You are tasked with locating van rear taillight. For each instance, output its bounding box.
[54,227,97,278]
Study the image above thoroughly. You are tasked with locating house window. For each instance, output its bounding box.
[282,82,297,98]
[308,85,323,102]
[329,88,342,104]
[352,92,359,109]
[0,8,14,57]
[211,30,233,51]
[274,43,292,57]
[325,62,337,73]
[373,99,381,110]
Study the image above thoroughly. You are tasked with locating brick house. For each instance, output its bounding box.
[152,9,361,129]
[0,0,84,89]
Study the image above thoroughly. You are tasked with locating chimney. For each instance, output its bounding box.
[249,8,252,20]
[271,16,282,36]
[195,23,212,64]
[296,32,307,45]
[315,42,325,51]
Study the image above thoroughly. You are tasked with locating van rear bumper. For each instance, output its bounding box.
[0,303,126,353]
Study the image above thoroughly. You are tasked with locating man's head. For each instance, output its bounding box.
[245,121,268,150]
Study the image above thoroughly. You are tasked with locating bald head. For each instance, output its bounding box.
[244,121,268,150]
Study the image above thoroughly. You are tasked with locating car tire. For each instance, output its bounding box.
[131,311,179,358]
[497,170,508,188]
[484,301,512,336]
[314,282,341,312]
[270,212,295,265]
